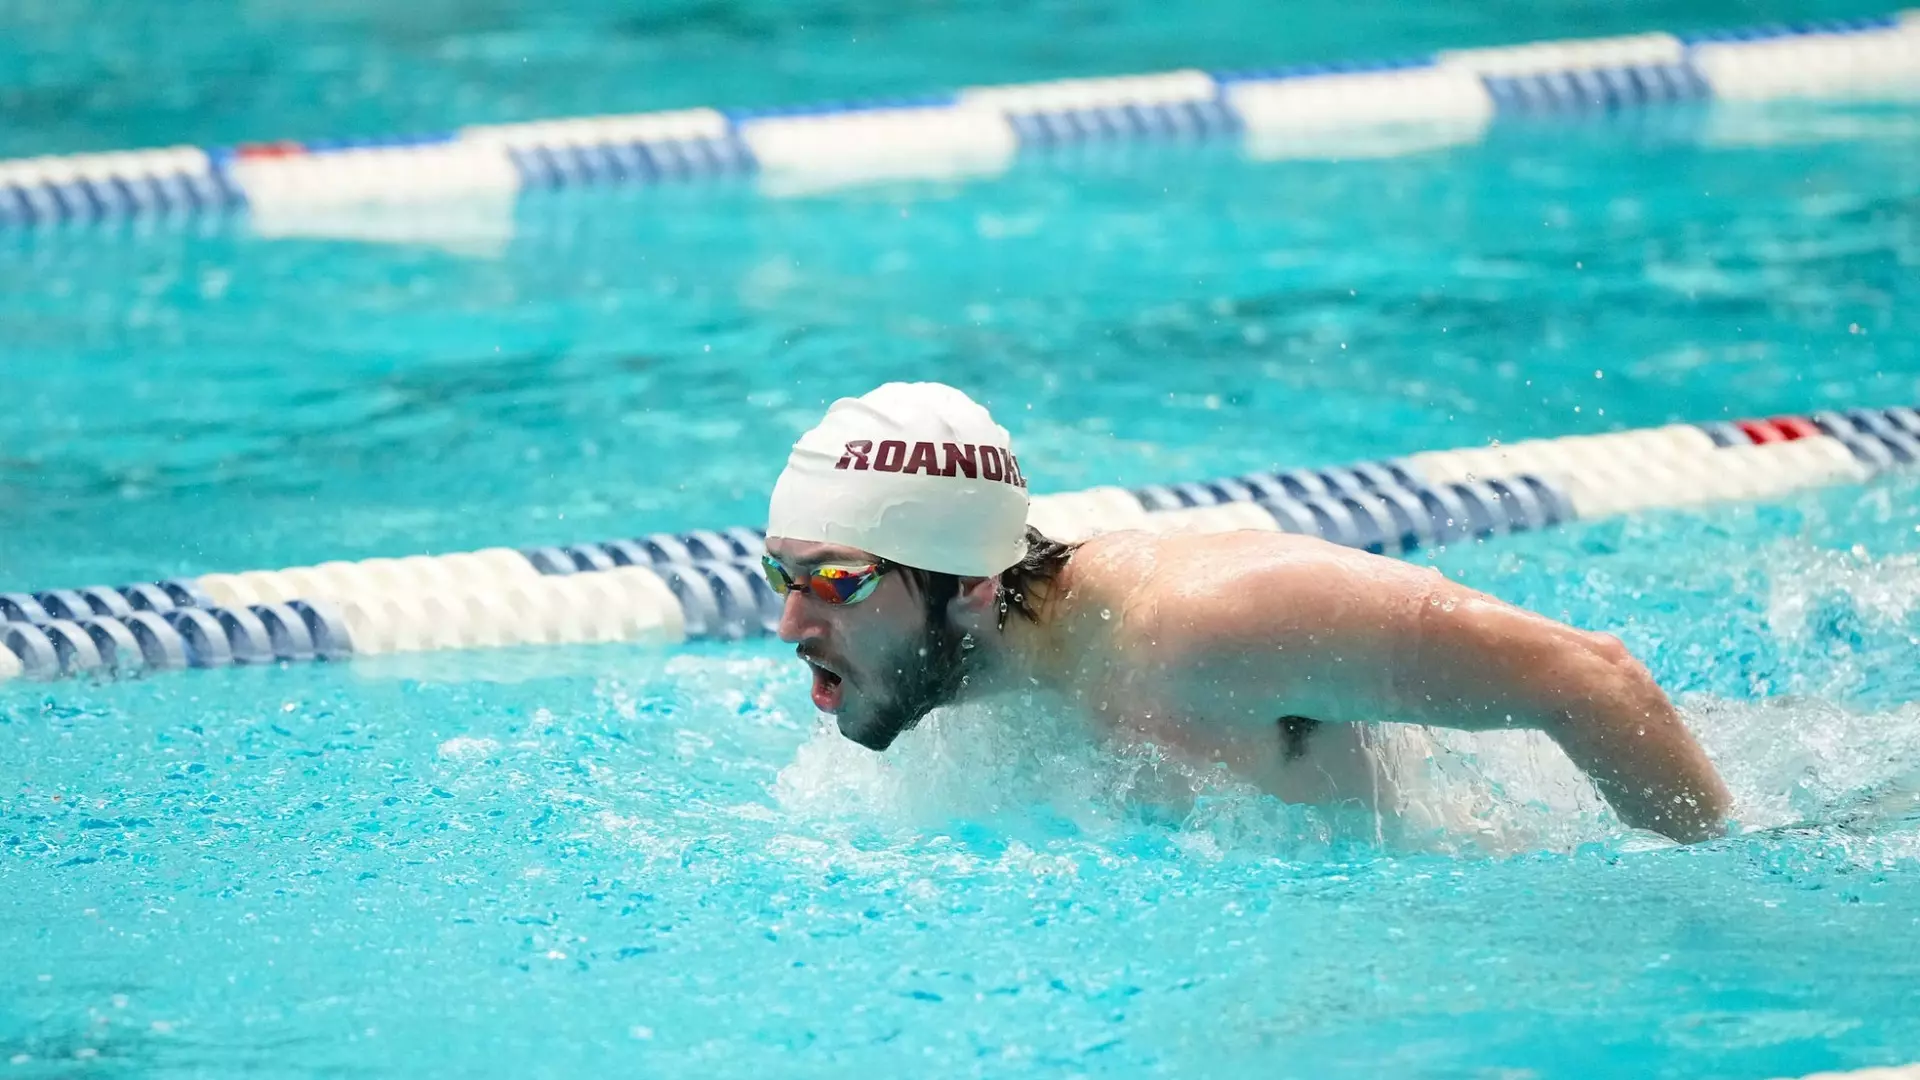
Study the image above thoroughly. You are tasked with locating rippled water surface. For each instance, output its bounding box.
[0,0,1906,156]
[3,0,1920,1075]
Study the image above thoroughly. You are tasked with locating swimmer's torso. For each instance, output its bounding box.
[1022,529,1426,808]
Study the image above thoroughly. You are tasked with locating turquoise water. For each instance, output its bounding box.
[0,0,1905,157]
[5,1,1920,1077]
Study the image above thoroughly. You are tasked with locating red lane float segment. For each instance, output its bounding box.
[1770,415,1821,440]
[234,141,308,160]
[1729,416,1822,444]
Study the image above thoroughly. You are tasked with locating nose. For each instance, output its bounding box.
[775,588,822,644]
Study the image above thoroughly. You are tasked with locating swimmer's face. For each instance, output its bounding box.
[766,537,967,751]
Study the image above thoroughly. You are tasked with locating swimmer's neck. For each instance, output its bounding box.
[947,587,1074,706]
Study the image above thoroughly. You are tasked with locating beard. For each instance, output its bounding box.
[835,612,972,752]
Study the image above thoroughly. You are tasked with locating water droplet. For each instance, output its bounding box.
[1100,608,1112,621]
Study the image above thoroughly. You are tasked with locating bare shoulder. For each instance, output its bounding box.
[1071,528,1330,575]
[1079,528,1442,597]
[1042,530,1158,626]
[1069,529,1449,651]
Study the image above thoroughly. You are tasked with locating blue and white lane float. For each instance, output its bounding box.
[0,407,1915,683]
[0,12,1917,230]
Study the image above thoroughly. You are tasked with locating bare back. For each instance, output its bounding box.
[1012,528,1731,841]
[1021,530,1433,806]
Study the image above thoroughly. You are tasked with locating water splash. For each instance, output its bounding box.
[1687,694,1920,837]
[1768,543,1920,637]
[771,694,1128,833]
[770,691,1636,860]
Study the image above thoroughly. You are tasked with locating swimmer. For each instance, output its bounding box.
[764,383,1734,843]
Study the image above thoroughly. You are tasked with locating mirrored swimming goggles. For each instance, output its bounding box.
[760,555,890,606]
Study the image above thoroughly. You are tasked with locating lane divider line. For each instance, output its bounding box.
[2,405,1914,681]
[1,12,1916,229]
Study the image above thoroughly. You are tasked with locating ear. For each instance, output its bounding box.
[945,575,1000,634]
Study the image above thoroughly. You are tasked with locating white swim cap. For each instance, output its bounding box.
[767,382,1030,577]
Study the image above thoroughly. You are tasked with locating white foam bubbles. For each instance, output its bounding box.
[1685,693,1920,838]
[1766,542,1920,647]
[437,735,500,759]
[769,692,1628,859]
[771,692,1119,830]
[1366,725,1617,854]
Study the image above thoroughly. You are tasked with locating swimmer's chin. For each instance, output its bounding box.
[837,715,909,752]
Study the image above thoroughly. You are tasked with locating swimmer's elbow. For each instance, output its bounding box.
[1583,630,1634,669]
[1579,630,1661,700]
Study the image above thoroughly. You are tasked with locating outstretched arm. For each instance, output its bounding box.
[1136,535,1733,842]
[1382,578,1731,842]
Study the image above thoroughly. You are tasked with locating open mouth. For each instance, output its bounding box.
[803,656,845,713]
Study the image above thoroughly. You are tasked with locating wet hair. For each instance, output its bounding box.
[994,527,1080,628]
[892,526,1079,630]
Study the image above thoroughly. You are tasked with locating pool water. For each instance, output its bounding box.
[0,0,1905,157]
[5,0,1920,1076]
